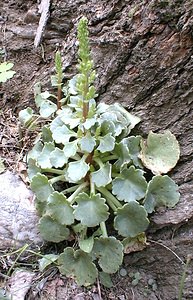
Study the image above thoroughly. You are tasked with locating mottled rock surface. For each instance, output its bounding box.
[0,171,42,250]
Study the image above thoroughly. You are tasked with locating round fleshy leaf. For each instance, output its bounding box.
[58,248,97,286]
[91,162,112,187]
[27,158,41,180]
[19,107,34,126]
[51,124,76,144]
[67,159,89,182]
[30,173,54,202]
[144,175,180,213]
[39,100,57,118]
[114,142,131,169]
[92,237,123,273]
[123,136,143,168]
[50,148,68,168]
[46,192,74,225]
[114,202,149,237]
[63,140,78,157]
[97,133,115,153]
[140,131,180,175]
[74,192,109,227]
[112,166,147,202]
[79,134,96,153]
[79,236,94,253]
[37,142,55,169]
[39,215,70,242]
[27,141,43,161]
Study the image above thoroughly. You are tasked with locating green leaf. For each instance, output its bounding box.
[58,248,97,286]
[50,148,68,168]
[51,124,76,144]
[39,254,59,272]
[67,158,89,182]
[83,117,96,130]
[37,142,55,169]
[46,192,74,225]
[114,141,131,169]
[19,107,34,126]
[39,215,69,242]
[113,103,141,131]
[30,173,54,202]
[99,272,113,288]
[79,236,94,253]
[41,126,53,142]
[27,158,41,180]
[140,131,180,175]
[27,141,43,161]
[144,175,180,213]
[97,133,115,153]
[114,202,149,237]
[39,100,57,118]
[0,62,16,82]
[112,166,147,202]
[63,140,78,157]
[123,136,143,168]
[92,237,123,273]
[0,157,5,174]
[79,134,96,152]
[35,91,51,108]
[91,162,112,187]
[74,193,109,227]
[68,75,78,95]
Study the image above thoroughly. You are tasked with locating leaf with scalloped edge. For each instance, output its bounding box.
[67,158,89,182]
[63,140,78,157]
[74,193,109,227]
[39,215,70,242]
[46,192,74,225]
[123,136,143,168]
[114,141,131,169]
[91,162,112,187]
[39,100,57,118]
[92,237,123,273]
[51,124,76,144]
[27,141,43,161]
[114,202,149,237]
[97,133,115,153]
[37,142,55,169]
[112,166,147,202]
[144,175,180,213]
[140,131,180,175]
[58,248,97,286]
[50,148,68,168]
[0,62,16,82]
[27,158,41,180]
[79,236,94,253]
[79,134,96,152]
[31,173,54,202]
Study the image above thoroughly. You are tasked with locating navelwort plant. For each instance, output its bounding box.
[19,17,180,286]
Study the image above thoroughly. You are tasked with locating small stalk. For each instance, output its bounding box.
[100,222,108,238]
[101,154,118,162]
[178,255,192,300]
[42,168,64,175]
[62,185,80,195]
[68,181,89,204]
[93,157,104,168]
[90,180,95,195]
[49,174,66,184]
[97,187,122,209]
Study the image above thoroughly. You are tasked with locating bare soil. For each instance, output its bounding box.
[0,0,193,299]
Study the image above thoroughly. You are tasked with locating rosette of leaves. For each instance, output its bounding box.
[19,17,180,286]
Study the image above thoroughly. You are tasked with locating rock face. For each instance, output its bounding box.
[0,171,42,250]
[0,0,193,299]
